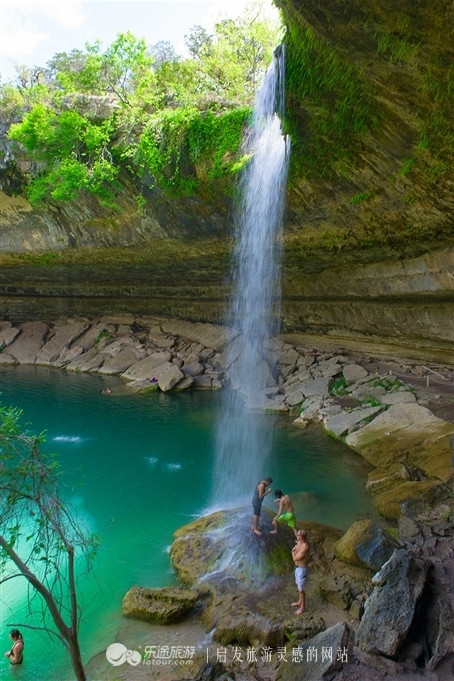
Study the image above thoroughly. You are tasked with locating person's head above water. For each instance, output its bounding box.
[274,489,284,499]
[263,477,273,485]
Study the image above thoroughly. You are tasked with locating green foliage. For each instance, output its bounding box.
[350,191,373,205]
[133,107,200,194]
[186,1,283,103]
[371,377,403,391]
[418,66,454,164]
[440,507,452,522]
[9,105,119,206]
[387,527,398,540]
[3,2,281,206]
[360,396,381,407]
[188,107,251,178]
[0,83,26,118]
[330,375,348,396]
[399,157,415,177]
[375,31,417,64]
[284,24,377,179]
[132,106,251,194]
[94,329,113,347]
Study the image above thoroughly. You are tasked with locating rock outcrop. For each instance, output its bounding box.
[1,0,454,360]
[356,549,428,656]
[122,586,200,624]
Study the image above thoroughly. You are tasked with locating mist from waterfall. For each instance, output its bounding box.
[211,47,290,507]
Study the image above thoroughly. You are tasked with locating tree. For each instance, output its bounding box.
[184,25,213,60]
[9,105,119,206]
[150,40,180,69]
[0,403,100,681]
[184,0,283,104]
[4,1,283,204]
[101,31,155,105]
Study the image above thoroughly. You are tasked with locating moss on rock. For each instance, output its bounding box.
[122,585,199,624]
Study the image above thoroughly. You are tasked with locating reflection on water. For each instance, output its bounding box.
[0,365,377,680]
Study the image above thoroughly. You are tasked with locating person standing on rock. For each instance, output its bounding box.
[291,529,309,614]
[270,489,297,537]
[251,477,273,535]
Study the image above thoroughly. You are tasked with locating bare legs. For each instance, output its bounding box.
[291,590,306,614]
[251,515,262,536]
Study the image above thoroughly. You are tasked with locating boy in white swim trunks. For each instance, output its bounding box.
[291,529,309,615]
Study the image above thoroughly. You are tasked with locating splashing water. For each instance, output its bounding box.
[211,48,290,507]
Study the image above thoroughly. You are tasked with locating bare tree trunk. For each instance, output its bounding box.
[68,635,87,681]
[0,536,87,681]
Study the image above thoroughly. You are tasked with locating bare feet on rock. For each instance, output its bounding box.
[295,607,306,615]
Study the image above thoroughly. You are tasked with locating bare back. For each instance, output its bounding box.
[280,494,295,514]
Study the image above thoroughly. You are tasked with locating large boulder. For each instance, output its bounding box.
[170,509,293,589]
[356,548,428,656]
[6,321,48,363]
[35,319,91,365]
[346,403,454,482]
[276,621,354,681]
[121,352,172,381]
[333,519,398,571]
[122,585,199,624]
[203,594,284,647]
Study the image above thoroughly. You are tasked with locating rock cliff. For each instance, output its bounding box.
[1,0,453,362]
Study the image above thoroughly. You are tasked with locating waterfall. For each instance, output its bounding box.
[211,47,290,508]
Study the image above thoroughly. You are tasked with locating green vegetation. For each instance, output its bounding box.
[283,20,376,179]
[375,30,418,64]
[130,105,251,196]
[330,375,348,396]
[94,329,113,347]
[1,2,282,207]
[360,396,381,408]
[350,191,373,205]
[440,507,452,522]
[387,527,398,540]
[0,239,231,268]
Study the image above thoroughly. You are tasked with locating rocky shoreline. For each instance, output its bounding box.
[1,315,453,680]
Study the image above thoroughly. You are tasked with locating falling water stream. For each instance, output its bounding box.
[212,47,290,506]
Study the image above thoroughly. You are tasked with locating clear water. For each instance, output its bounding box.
[0,365,376,679]
[212,48,290,504]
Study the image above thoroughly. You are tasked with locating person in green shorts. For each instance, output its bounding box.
[271,489,297,538]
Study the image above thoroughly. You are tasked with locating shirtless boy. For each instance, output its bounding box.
[291,529,309,614]
[270,489,297,537]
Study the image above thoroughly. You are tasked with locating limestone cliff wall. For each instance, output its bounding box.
[1,0,453,363]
